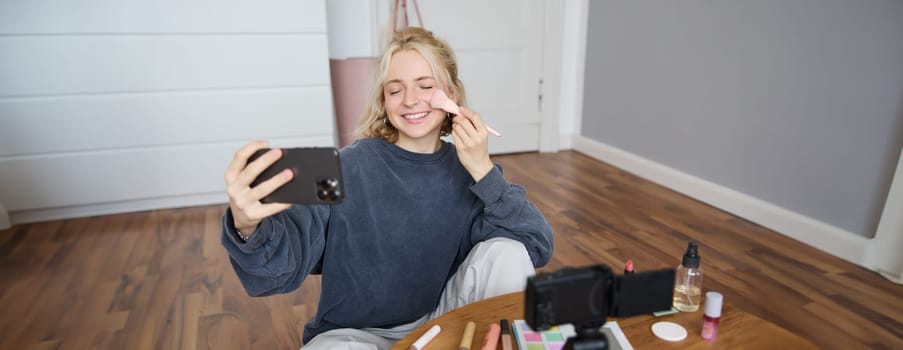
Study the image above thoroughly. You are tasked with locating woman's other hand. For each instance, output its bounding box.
[224,141,293,236]
[451,107,494,182]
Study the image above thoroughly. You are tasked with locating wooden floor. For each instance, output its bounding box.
[1,151,901,349]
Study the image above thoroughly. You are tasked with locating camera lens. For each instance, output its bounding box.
[319,178,338,189]
[328,190,342,200]
[317,189,329,200]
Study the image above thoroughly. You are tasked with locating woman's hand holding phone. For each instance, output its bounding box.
[225,141,294,236]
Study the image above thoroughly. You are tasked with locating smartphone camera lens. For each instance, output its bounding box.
[319,178,338,189]
[316,177,341,202]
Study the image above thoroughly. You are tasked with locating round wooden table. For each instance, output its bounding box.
[392,292,816,350]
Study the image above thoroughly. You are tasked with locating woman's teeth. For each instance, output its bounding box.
[404,111,429,120]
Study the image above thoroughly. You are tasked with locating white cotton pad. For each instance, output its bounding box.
[651,321,688,342]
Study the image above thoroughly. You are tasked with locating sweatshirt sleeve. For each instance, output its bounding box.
[469,164,554,267]
[221,204,329,296]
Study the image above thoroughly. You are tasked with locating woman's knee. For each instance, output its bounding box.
[302,328,392,350]
[431,237,536,317]
[470,238,535,293]
[475,238,534,268]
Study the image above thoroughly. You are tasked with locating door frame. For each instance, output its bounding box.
[538,0,563,152]
[550,0,589,151]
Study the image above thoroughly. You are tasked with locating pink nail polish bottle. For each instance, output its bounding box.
[701,291,723,341]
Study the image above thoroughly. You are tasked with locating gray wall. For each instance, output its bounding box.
[582,0,903,238]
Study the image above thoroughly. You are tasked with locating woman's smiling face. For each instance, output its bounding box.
[383,49,448,153]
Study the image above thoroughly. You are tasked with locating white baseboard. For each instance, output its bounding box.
[878,271,903,285]
[864,147,903,284]
[9,192,227,225]
[558,132,575,150]
[573,135,872,268]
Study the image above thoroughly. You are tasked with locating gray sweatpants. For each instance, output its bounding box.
[301,237,536,350]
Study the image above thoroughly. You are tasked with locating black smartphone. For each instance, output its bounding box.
[248,147,345,204]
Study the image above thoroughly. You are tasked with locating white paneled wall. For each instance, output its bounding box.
[0,0,335,225]
[0,1,327,34]
[0,36,330,96]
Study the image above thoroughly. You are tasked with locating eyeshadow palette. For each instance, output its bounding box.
[511,320,632,350]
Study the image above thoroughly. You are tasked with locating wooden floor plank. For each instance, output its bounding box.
[1,150,900,349]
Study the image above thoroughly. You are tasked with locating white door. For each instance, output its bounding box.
[376,0,545,154]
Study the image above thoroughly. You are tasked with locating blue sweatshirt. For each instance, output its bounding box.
[221,138,553,343]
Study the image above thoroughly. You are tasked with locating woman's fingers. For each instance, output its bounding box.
[459,107,488,135]
[249,168,294,202]
[257,202,293,218]
[235,148,283,188]
[229,180,291,227]
[225,141,296,232]
[242,202,292,222]
[451,126,465,147]
[452,107,493,182]
[452,116,477,140]
[225,140,268,184]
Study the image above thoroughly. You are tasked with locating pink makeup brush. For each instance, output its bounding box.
[430,90,502,137]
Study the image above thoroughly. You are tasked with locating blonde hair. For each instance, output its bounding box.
[356,27,466,143]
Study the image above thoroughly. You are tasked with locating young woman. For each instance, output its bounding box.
[222,27,553,349]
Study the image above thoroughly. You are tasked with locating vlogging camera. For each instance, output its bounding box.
[525,264,676,349]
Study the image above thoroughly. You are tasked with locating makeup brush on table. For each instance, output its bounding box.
[430,90,502,137]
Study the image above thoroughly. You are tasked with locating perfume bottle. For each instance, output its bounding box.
[673,241,703,312]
